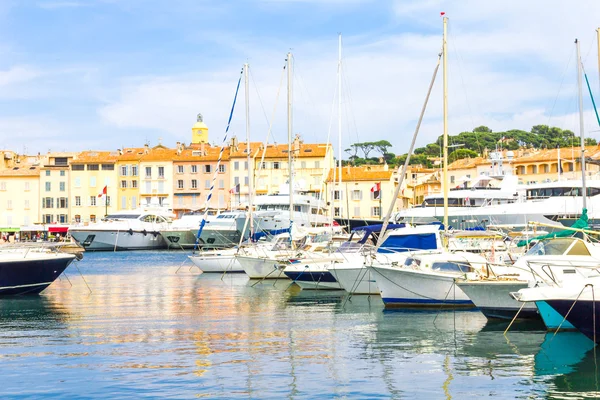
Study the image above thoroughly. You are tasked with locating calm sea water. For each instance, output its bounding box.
[0,250,598,399]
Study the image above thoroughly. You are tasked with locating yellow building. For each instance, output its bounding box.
[172,142,231,215]
[325,165,395,219]
[40,152,76,225]
[115,147,145,211]
[253,135,333,196]
[191,113,209,144]
[0,160,41,233]
[512,146,600,183]
[69,151,119,223]
[139,144,177,208]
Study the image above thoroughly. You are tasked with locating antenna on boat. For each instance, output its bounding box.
[287,52,294,246]
[575,39,587,210]
[442,15,449,243]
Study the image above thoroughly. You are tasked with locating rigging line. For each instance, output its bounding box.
[194,69,243,251]
[290,54,319,139]
[448,30,480,154]
[249,67,273,129]
[340,61,361,146]
[546,46,574,126]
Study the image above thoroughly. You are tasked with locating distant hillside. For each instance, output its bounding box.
[343,125,597,169]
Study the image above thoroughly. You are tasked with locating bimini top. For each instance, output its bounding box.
[351,224,406,243]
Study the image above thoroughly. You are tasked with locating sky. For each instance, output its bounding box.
[1,0,600,157]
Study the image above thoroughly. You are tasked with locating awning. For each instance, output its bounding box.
[20,225,47,232]
[0,227,20,232]
[48,226,69,233]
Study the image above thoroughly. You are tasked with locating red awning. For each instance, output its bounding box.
[48,226,69,233]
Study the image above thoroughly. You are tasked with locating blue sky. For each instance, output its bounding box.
[1,0,600,155]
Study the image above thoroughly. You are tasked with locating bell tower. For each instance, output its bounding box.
[191,113,209,144]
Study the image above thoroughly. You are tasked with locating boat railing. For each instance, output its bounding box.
[524,258,600,286]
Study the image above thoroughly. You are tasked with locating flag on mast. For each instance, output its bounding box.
[371,182,381,199]
[229,183,240,194]
[98,185,107,198]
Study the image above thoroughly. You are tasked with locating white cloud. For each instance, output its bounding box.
[0,66,41,87]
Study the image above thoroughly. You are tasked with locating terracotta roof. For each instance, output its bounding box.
[448,156,488,170]
[173,147,230,162]
[326,166,393,182]
[0,165,41,176]
[514,145,600,163]
[139,148,179,162]
[72,151,119,164]
[117,147,147,162]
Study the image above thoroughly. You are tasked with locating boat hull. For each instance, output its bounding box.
[0,253,75,295]
[545,299,599,342]
[456,280,539,320]
[284,262,343,290]
[237,256,288,279]
[162,230,197,249]
[189,253,243,273]
[535,300,576,331]
[328,265,379,295]
[70,230,168,251]
[370,265,474,308]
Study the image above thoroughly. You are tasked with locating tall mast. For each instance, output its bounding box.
[287,52,294,225]
[337,33,343,223]
[244,62,253,236]
[597,28,600,102]
[442,16,449,232]
[576,39,587,209]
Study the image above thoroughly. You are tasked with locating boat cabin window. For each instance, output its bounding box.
[566,240,591,256]
[431,261,474,273]
[141,215,157,223]
[106,214,141,220]
[526,239,577,257]
[527,187,600,199]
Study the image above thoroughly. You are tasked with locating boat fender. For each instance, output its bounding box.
[153,231,159,237]
[128,229,133,236]
[143,230,147,236]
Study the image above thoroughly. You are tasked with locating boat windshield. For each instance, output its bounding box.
[525,238,577,257]
[431,261,475,274]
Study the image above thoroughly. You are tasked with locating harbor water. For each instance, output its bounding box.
[0,251,598,399]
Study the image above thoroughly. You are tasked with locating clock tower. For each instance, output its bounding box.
[191,113,209,144]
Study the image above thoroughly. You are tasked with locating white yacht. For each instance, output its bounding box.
[69,207,175,251]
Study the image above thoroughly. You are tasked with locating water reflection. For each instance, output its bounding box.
[1,251,599,398]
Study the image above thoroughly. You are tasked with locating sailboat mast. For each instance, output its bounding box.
[442,16,449,231]
[576,39,587,209]
[338,33,342,223]
[287,52,294,225]
[244,62,253,236]
[597,28,600,101]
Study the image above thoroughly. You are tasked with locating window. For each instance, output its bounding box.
[45,170,51,176]
[131,196,137,209]
[45,182,51,192]
[205,165,212,173]
[244,161,248,170]
[60,182,65,192]
[0,182,5,191]
[24,200,30,209]
[315,161,320,169]
[43,214,52,224]
[106,196,111,206]
[121,196,127,209]
[101,164,114,170]
[191,165,198,174]
[158,181,164,193]
[121,166,128,176]
[74,215,81,223]
[354,206,361,217]
[87,164,99,171]
[158,166,165,178]
[273,162,280,170]
[7,199,12,209]
[244,176,249,186]
[55,157,68,166]
[219,179,224,189]
[24,182,30,191]
[90,196,97,206]
[205,180,211,189]
[177,165,184,174]
[59,214,67,223]
[450,176,455,184]
[334,190,342,200]
[90,177,96,187]
[60,170,65,177]
[145,181,151,193]
[372,206,381,217]
[74,177,81,188]
[191,179,198,189]
[131,180,138,188]
[234,161,239,171]
[234,176,240,185]
[145,167,152,178]
[44,197,53,208]
[192,194,197,206]
[132,166,138,176]
[218,164,226,173]
[72,164,84,171]
[58,197,68,208]
[334,207,341,217]
[121,180,128,188]
[75,196,81,206]
[90,215,96,223]
[178,179,184,189]
[351,190,362,200]
[301,161,306,169]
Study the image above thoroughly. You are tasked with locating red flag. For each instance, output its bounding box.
[370,182,381,192]
[98,185,107,198]
[440,11,446,16]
